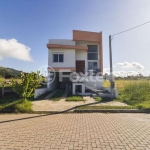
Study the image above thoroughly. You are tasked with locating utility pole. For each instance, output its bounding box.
[109,35,115,90]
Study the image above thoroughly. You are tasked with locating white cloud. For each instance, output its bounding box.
[103,68,110,74]
[116,62,144,70]
[104,70,150,77]
[104,62,149,77]
[0,39,32,61]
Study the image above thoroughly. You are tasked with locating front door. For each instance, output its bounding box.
[76,60,85,73]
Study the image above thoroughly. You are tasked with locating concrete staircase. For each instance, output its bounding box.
[84,81,112,98]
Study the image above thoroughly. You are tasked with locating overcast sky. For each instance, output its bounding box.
[0,0,150,76]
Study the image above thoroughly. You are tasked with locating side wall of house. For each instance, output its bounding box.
[47,71,58,90]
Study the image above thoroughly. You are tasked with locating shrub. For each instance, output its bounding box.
[14,100,32,113]
[11,71,41,102]
[66,92,84,101]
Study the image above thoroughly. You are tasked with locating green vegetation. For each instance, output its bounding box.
[103,79,150,109]
[13,100,32,113]
[115,80,150,109]
[0,77,12,91]
[36,84,47,89]
[76,105,136,110]
[94,97,102,102]
[0,94,32,113]
[0,71,42,112]
[11,71,41,102]
[66,92,84,101]
[50,91,64,101]
[0,66,21,78]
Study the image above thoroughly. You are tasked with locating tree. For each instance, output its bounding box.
[0,69,6,78]
[11,71,41,102]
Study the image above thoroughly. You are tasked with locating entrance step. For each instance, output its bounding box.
[91,93,99,98]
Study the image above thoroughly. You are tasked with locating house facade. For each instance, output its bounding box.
[47,30,104,95]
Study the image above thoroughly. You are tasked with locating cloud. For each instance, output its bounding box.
[103,68,110,74]
[0,39,32,61]
[116,62,144,70]
[104,70,150,77]
[104,62,149,77]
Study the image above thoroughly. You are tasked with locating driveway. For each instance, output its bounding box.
[0,113,150,150]
[32,96,127,112]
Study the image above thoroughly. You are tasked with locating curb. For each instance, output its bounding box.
[1,109,150,114]
[74,109,150,113]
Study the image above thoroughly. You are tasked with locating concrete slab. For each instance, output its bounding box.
[44,90,56,99]
[32,95,128,112]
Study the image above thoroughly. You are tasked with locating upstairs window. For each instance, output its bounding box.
[87,45,98,60]
[53,54,64,62]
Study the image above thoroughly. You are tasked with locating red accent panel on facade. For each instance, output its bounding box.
[73,30,103,74]
[73,30,100,42]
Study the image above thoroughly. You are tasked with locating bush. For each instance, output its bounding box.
[14,100,32,113]
[66,92,84,101]
[11,71,41,102]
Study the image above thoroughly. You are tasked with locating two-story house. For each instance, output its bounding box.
[47,30,104,95]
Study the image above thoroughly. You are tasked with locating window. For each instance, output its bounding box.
[88,62,98,70]
[87,45,98,60]
[87,45,98,71]
[53,54,64,62]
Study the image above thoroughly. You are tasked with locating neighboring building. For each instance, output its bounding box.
[47,30,104,95]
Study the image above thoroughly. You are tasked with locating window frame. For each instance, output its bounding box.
[88,61,98,70]
[52,53,64,63]
[87,45,98,60]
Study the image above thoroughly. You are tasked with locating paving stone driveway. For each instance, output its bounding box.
[0,113,150,150]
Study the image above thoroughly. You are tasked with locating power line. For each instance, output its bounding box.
[112,20,150,36]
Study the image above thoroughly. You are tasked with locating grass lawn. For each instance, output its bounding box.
[76,105,136,110]
[94,97,102,102]
[50,91,64,101]
[66,92,84,102]
[0,78,32,113]
[112,79,150,109]
[0,94,32,113]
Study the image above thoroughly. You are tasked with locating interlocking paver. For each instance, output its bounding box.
[0,113,150,150]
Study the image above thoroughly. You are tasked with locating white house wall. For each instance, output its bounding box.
[48,49,75,68]
[47,73,57,90]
